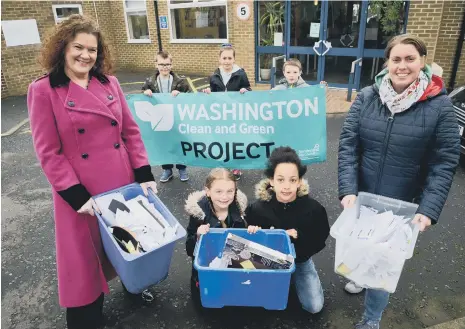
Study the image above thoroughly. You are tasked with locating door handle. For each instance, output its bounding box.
[322,41,332,56]
[313,40,322,56]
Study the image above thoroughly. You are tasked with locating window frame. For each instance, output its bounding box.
[52,4,83,24]
[123,0,151,44]
[167,0,228,44]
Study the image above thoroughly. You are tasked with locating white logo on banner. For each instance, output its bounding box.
[134,101,174,131]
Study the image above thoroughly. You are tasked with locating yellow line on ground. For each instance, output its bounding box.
[190,77,205,83]
[197,84,210,90]
[120,81,144,86]
[1,118,30,137]
[186,77,198,93]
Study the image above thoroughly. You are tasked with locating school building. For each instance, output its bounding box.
[1,0,464,98]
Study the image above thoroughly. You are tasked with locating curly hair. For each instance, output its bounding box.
[39,14,113,78]
[264,146,307,179]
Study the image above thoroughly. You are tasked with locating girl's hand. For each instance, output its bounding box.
[197,224,210,236]
[202,88,211,94]
[143,89,153,97]
[247,225,261,234]
[239,88,248,94]
[171,90,180,97]
[286,229,298,239]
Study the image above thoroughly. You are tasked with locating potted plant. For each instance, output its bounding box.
[259,1,285,80]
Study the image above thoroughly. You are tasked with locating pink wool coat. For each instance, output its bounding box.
[27,74,152,308]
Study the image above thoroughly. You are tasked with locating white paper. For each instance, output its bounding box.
[195,11,208,28]
[273,32,283,47]
[309,22,320,38]
[94,192,126,226]
[1,20,41,47]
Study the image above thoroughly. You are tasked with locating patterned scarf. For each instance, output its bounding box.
[378,70,429,114]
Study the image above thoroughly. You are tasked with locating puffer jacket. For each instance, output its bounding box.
[338,69,460,223]
[246,179,330,263]
[272,76,309,90]
[185,189,248,257]
[209,65,252,92]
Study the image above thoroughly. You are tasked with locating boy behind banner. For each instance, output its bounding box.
[142,51,192,183]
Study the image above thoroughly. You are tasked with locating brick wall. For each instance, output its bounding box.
[0,1,56,97]
[406,0,445,64]
[407,0,465,88]
[434,1,465,87]
[100,0,256,84]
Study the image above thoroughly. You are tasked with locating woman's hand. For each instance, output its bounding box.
[202,88,211,94]
[78,198,101,217]
[143,89,153,97]
[341,194,357,209]
[197,224,210,236]
[239,88,248,94]
[286,229,298,239]
[247,225,261,234]
[412,214,432,231]
[171,90,180,97]
[140,181,158,196]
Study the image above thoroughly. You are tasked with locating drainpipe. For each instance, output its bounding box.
[153,0,163,51]
[449,8,465,92]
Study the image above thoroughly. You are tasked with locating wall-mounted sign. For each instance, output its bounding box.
[309,22,320,38]
[237,3,251,21]
[1,19,41,47]
[159,16,168,29]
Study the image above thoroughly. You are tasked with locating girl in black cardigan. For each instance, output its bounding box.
[246,146,330,314]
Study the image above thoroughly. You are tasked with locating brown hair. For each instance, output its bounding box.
[156,50,173,62]
[205,168,238,228]
[205,168,236,189]
[384,34,427,60]
[283,58,302,71]
[219,44,236,58]
[39,14,113,78]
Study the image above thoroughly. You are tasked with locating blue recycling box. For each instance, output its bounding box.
[193,228,296,310]
[94,183,186,294]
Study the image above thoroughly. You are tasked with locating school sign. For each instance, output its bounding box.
[126,87,327,169]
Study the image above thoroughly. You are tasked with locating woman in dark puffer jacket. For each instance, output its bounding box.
[338,34,460,329]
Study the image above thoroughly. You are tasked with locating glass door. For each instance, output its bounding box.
[286,0,325,84]
[320,0,366,88]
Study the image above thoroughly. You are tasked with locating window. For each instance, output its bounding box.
[168,0,228,43]
[123,0,150,43]
[52,4,83,24]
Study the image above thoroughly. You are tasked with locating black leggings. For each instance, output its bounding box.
[66,293,104,329]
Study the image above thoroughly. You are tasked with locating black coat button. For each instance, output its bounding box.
[78,128,85,134]
[67,101,75,107]
[107,95,114,100]
[111,120,117,126]
[114,143,120,149]
[81,153,89,159]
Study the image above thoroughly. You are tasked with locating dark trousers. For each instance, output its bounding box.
[162,164,186,170]
[66,293,104,329]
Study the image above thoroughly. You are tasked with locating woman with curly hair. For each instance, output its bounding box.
[27,15,157,328]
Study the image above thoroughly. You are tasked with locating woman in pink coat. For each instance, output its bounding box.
[27,15,157,329]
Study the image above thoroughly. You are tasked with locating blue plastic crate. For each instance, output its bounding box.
[94,183,186,293]
[193,228,296,310]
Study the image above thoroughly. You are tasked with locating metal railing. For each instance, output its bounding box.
[347,58,362,102]
[271,55,286,88]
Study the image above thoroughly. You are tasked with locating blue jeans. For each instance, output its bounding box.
[364,289,390,322]
[292,258,324,313]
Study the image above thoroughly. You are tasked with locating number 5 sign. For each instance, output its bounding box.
[236,3,250,20]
